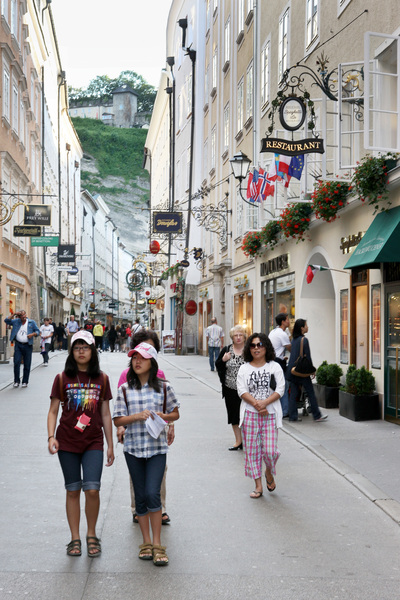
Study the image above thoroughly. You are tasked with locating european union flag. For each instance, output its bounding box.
[288,155,305,180]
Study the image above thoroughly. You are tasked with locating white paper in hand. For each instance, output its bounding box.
[145,411,168,439]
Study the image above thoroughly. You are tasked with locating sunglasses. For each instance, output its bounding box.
[250,342,264,349]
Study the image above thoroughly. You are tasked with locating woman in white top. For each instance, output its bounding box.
[237,333,285,499]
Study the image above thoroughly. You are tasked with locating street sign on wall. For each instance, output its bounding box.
[30,236,59,246]
[58,244,75,263]
[24,204,52,226]
[13,225,41,236]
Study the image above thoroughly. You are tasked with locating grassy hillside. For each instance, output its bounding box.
[72,117,150,254]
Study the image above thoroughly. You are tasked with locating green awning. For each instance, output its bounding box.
[344,205,400,269]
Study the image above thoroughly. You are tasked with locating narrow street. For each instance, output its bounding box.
[0,350,399,600]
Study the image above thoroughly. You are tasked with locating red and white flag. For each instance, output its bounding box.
[306,264,328,284]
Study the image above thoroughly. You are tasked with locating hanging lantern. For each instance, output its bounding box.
[149,240,160,254]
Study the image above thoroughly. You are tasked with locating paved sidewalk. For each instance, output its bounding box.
[160,352,400,525]
[0,348,67,390]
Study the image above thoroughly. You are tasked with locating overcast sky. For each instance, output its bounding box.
[50,0,172,89]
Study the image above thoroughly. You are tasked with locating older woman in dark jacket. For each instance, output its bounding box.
[287,319,327,422]
[216,325,246,450]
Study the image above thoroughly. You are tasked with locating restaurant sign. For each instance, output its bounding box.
[260,137,324,156]
[153,212,183,234]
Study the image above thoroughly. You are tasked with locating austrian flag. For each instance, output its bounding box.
[306,264,328,284]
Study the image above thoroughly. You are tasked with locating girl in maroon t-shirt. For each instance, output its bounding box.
[47,330,114,557]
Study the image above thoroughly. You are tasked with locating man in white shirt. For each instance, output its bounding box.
[206,317,224,372]
[4,310,40,387]
[66,315,79,351]
[269,313,291,418]
[39,318,53,366]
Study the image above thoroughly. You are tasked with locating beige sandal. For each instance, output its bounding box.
[138,543,153,560]
[152,544,169,566]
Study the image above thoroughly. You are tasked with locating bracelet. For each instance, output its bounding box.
[48,435,54,442]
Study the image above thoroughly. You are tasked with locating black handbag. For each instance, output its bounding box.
[291,338,316,378]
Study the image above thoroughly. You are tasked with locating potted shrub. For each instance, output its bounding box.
[241,231,262,257]
[311,180,349,223]
[351,152,398,214]
[339,365,380,421]
[314,361,343,408]
[279,202,312,242]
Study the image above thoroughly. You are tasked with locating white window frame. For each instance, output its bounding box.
[306,0,319,49]
[364,31,400,152]
[238,0,244,35]
[11,0,18,39]
[223,102,230,152]
[278,6,290,81]
[211,125,216,170]
[338,0,353,17]
[187,73,192,115]
[3,67,10,122]
[237,78,244,132]
[338,60,364,169]
[212,45,218,90]
[206,0,211,33]
[261,39,270,107]
[1,0,9,23]
[203,138,208,181]
[224,18,231,65]
[246,61,253,121]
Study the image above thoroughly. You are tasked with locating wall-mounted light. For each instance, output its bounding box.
[229,152,252,205]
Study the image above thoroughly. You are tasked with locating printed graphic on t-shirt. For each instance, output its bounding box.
[65,383,101,412]
[247,369,271,400]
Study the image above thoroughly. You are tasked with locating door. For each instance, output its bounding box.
[355,285,368,368]
[386,287,400,422]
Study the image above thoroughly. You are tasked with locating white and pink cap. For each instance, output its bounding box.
[128,342,158,361]
[71,330,95,346]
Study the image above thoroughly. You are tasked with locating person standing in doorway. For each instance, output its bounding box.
[40,317,54,366]
[4,310,40,387]
[66,315,79,351]
[269,313,291,418]
[206,317,224,372]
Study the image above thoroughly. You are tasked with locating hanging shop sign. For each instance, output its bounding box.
[260,137,324,156]
[179,259,190,268]
[126,268,144,291]
[58,244,75,263]
[13,225,42,236]
[279,97,306,131]
[260,254,289,277]
[199,287,209,298]
[185,300,197,315]
[149,240,160,254]
[23,204,51,226]
[153,212,183,234]
[148,298,157,305]
[30,236,59,246]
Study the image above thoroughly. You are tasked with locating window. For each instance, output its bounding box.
[238,0,244,35]
[211,125,216,170]
[3,68,10,122]
[306,0,318,48]
[11,0,18,39]
[246,62,253,121]
[224,18,230,65]
[223,103,230,152]
[187,73,192,114]
[20,100,25,145]
[12,81,18,133]
[203,138,208,181]
[340,289,349,364]
[1,0,9,22]
[212,45,218,91]
[261,41,270,107]
[278,7,289,80]
[371,284,381,368]
[247,0,253,13]
[204,64,209,103]
[237,78,244,132]
[206,0,211,32]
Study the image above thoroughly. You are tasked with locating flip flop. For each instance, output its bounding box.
[265,473,276,492]
[250,490,263,499]
[162,512,170,524]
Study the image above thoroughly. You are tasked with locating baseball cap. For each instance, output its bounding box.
[128,342,158,361]
[71,330,95,346]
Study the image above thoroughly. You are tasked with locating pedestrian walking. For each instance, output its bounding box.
[108,324,117,352]
[119,324,128,352]
[39,317,54,366]
[66,315,79,351]
[4,310,40,387]
[47,330,114,557]
[113,342,180,566]
[215,325,246,451]
[117,329,174,525]
[237,333,285,498]
[48,318,55,352]
[286,319,328,423]
[268,312,292,418]
[54,322,66,350]
[93,321,104,351]
[205,317,224,371]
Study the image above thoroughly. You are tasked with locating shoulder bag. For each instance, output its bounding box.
[291,338,316,378]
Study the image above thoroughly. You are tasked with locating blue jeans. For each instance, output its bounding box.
[208,346,220,371]
[288,376,321,421]
[41,342,51,364]
[280,380,289,417]
[124,452,166,517]
[13,341,33,384]
[58,449,104,491]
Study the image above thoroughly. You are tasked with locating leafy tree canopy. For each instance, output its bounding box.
[68,71,156,113]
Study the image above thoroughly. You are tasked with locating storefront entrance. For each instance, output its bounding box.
[386,285,400,423]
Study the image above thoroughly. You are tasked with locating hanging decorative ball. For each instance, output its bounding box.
[149,240,160,254]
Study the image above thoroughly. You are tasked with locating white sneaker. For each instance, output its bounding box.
[21,383,28,388]
[43,363,49,367]
[13,383,19,388]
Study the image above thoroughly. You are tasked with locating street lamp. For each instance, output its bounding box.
[229,152,253,205]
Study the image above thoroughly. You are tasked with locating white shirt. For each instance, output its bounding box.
[16,321,28,343]
[40,324,53,342]
[206,324,224,347]
[269,327,291,359]
[237,361,285,428]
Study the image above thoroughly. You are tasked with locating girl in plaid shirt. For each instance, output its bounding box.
[113,343,179,566]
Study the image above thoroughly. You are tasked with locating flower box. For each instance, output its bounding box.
[338,390,380,421]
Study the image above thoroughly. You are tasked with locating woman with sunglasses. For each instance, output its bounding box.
[113,343,180,566]
[237,333,285,498]
[47,331,114,557]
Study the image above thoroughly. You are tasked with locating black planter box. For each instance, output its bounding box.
[339,390,380,421]
[313,383,339,408]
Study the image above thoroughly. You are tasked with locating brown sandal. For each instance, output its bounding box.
[138,543,153,560]
[66,539,81,556]
[86,536,101,557]
[152,544,169,566]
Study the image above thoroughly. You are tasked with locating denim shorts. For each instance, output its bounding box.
[58,449,103,491]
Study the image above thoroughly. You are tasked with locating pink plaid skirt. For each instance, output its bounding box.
[242,410,280,480]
